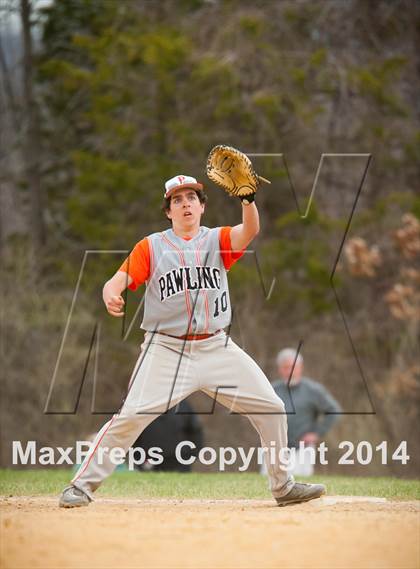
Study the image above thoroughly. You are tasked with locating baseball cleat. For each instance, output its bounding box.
[275,482,326,507]
[59,485,91,508]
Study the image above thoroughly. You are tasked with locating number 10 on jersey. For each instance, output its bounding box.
[214,291,228,317]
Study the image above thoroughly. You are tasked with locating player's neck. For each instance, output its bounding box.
[172,223,201,239]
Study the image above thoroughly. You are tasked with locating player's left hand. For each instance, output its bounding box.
[105,295,125,317]
[300,432,319,446]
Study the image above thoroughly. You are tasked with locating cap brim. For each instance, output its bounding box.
[165,183,203,197]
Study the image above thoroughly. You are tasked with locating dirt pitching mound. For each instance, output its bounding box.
[1,496,419,569]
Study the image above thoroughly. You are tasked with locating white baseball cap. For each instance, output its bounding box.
[164,175,203,198]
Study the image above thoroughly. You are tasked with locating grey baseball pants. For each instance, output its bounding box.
[72,331,294,499]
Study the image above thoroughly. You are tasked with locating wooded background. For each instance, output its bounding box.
[1,0,419,476]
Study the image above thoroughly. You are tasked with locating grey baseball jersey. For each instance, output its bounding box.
[142,227,231,335]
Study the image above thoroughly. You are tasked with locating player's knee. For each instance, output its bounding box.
[268,397,286,415]
[256,397,286,415]
[110,413,144,436]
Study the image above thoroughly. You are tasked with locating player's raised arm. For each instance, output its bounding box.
[103,271,132,317]
[230,201,260,251]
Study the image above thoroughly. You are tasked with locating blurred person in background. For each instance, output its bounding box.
[262,348,341,477]
[131,399,203,472]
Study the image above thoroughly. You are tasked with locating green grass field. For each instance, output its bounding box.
[0,469,419,500]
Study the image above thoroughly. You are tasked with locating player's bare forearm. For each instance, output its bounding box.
[103,271,132,317]
[230,202,260,251]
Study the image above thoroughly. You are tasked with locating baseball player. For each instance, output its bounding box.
[59,169,325,508]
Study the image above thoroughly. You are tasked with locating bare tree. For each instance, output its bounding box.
[0,7,26,255]
[20,0,45,251]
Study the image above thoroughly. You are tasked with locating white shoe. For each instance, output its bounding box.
[275,482,326,507]
[59,485,91,508]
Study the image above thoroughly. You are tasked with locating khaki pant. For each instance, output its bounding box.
[72,331,294,499]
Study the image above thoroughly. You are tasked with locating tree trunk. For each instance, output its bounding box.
[0,36,27,258]
[21,0,46,252]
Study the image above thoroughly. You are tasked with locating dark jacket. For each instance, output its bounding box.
[132,399,203,470]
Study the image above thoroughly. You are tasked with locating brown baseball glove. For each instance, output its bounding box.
[206,145,270,204]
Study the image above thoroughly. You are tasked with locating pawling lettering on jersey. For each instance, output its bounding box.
[142,227,231,335]
[159,266,221,301]
[119,226,242,336]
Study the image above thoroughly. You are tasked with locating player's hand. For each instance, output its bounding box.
[300,432,319,446]
[105,295,125,317]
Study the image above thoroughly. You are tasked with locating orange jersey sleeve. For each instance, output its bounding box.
[219,226,245,270]
[118,238,151,291]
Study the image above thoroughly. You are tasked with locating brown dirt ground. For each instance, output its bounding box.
[0,496,419,569]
